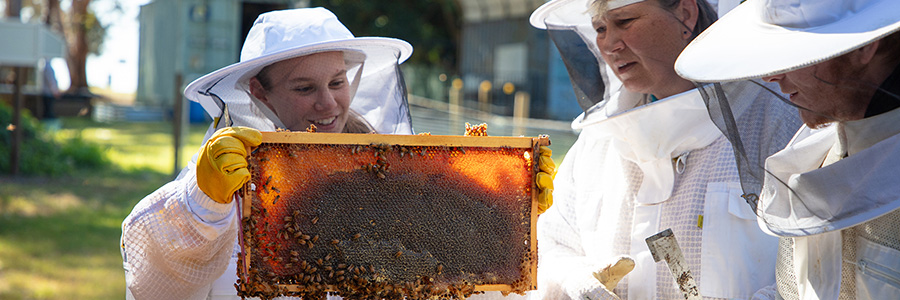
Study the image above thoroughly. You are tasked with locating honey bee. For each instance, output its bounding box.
[311,217,319,225]
[352,233,361,240]
[394,251,403,258]
[311,235,319,243]
[436,264,443,274]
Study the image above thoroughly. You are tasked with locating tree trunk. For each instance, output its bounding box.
[65,0,91,94]
[4,0,21,18]
[43,0,65,34]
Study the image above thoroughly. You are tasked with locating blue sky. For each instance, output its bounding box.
[80,0,150,93]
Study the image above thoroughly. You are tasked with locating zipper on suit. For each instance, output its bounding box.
[857,258,900,288]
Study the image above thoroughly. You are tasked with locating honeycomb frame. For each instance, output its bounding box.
[237,132,549,299]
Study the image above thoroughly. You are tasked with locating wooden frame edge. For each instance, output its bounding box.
[261,132,537,148]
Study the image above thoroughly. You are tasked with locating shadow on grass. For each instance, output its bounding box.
[0,116,208,299]
[0,167,173,299]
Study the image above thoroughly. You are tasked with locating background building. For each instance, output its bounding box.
[136,0,296,122]
[457,0,580,120]
[136,0,583,122]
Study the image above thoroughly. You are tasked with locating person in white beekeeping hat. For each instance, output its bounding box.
[528,0,801,299]
[676,0,900,299]
[120,7,555,299]
[119,7,417,299]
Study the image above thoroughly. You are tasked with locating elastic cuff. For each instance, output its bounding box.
[186,171,235,223]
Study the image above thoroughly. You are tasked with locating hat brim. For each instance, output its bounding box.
[530,0,592,29]
[676,0,900,82]
[184,37,412,100]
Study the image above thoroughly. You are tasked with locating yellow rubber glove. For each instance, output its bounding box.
[197,127,262,204]
[536,146,556,214]
[593,255,635,297]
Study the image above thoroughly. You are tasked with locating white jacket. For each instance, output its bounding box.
[751,106,900,300]
[534,81,796,299]
[122,54,413,299]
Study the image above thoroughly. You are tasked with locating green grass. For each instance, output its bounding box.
[0,116,572,300]
[0,117,208,300]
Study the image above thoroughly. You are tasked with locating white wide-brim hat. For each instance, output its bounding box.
[676,0,900,82]
[184,7,412,114]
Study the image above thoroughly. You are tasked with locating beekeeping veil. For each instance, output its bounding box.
[676,0,900,237]
[529,0,745,117]
[183,7,414,137]
[530,0,620,116]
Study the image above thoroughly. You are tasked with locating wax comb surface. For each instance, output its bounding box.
[237,132,548,299]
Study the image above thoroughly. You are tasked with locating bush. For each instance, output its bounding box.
[0,102,109,176]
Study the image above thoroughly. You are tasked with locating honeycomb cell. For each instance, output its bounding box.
[238,133,548,300]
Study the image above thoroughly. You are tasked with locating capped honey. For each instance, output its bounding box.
[237,132,547,299]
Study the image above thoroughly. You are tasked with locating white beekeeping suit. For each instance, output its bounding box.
[120,7,412,300]
[535,81,795,299]
[675,0,900,298]
[528,0,799,298]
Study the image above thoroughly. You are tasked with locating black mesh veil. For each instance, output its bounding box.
[546,26,609,113]
[531,0,620,117]
[694,77,900,236]
[695,81,806,226]
[694,81,800,214]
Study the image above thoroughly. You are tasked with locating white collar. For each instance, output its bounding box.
[578,87,723,204]
[760,108,900,236]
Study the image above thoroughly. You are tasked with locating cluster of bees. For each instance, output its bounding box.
[354,143,468,179]
[464,123,488,136]
[237,201,487,299]
[238,137,540,299]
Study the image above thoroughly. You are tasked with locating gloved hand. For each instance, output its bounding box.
[593,256,635,295]
[535,146,556,214]
[197,127,262,204]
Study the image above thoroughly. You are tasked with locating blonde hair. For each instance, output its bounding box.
[343,110,376,134]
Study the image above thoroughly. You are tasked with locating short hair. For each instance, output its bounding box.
[589,0,717,41]
[876,30,900,65]
[254,64,276,91]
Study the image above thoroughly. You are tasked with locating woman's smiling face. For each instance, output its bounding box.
[250,51,352,132]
